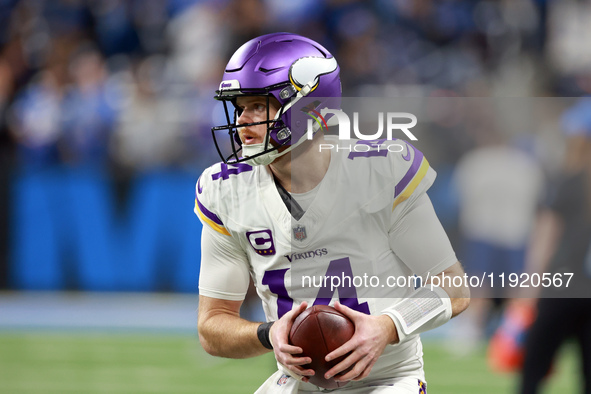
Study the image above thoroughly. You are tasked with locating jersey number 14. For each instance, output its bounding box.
[262,257,370,318]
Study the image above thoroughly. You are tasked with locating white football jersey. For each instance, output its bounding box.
[196,137,457,385]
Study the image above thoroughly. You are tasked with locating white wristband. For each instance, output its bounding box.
[382,286,452,344]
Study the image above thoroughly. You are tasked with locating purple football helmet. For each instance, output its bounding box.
[212,32,341,165]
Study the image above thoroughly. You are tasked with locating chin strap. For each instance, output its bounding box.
[242,143,289,166]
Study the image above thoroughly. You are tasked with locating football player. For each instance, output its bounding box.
[196,33,470,393]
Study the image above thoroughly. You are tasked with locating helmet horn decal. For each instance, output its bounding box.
[289,57,338,92]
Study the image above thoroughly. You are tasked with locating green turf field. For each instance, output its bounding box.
[0,332,578,393]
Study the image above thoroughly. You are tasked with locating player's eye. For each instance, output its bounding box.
[254,104,266,113]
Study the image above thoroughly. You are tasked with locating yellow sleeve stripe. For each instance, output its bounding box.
[392,158,430,211]
[195,199,230,236]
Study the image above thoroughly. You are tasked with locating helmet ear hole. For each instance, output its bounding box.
[276,128,291,142]
[280,85,296,100]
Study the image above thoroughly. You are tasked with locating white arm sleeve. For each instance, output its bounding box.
[198,225,250,301]
[389,193,457,278]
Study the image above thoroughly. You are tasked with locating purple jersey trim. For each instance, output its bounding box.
[195,193,224,226]
[394,144,424,198]
[197,175,204,194]
[401,145,411,161]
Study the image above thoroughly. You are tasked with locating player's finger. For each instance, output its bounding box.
[280,301,307,324]
[277,363,314,382]
[278,343,305,355]
[324,350,362,379]
[333,302,361,322]
[291,365,315,377]
[283,355,312,366]
[325,337,357,362]
[338,355,374,382]
[277,352,314,373]
[272,305,307,345]
[334,356,371,382]
[290,301,308,320]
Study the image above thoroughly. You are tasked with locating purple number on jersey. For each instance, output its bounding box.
[313,257,370,314]
[262,269,293,318]
[212,163,253,181]
[348,139,388,160]
[264,258,369,319]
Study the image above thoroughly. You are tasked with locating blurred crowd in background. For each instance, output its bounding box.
[1,0,591,294]
[2,0,589,173]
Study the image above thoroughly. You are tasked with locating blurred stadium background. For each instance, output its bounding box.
[0,0,590,392]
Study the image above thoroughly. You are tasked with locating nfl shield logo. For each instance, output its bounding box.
[293,225,307,241]
[276,374,290,386]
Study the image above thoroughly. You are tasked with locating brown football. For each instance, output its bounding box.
[288,305,355,389]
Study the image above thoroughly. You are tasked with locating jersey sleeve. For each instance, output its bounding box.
[194,166,250,301]
[390,141,437,217]
[194,168,230,236]
[388,143,457,277]
[198,225,250,301]
[389,194,458,278]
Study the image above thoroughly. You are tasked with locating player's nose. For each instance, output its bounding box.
[237,109,252,126]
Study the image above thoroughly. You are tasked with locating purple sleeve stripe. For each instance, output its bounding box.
[394,144,424,198]
[195,193,224,226]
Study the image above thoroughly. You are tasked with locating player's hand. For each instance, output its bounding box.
[269,301,315,382]
[324,302,398,382]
